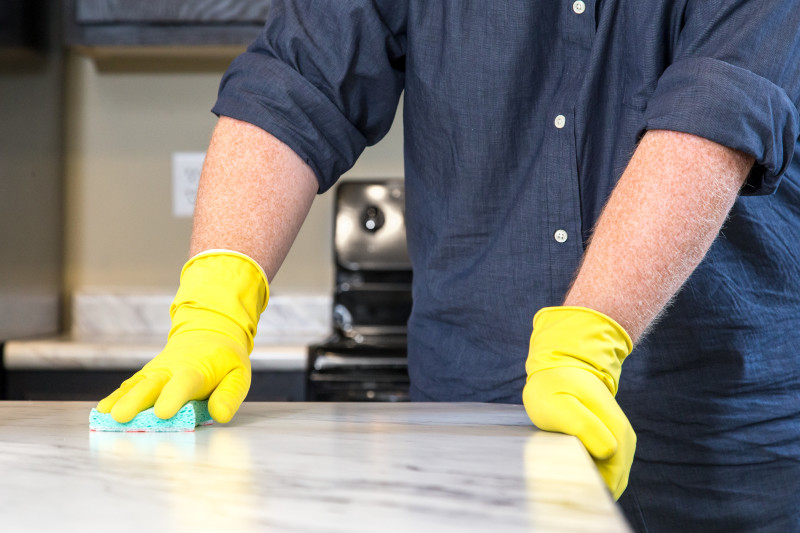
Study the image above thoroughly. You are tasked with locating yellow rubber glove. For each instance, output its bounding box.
[522,306,635,500]
[96,250,269,424]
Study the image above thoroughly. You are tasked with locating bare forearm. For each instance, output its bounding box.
[564,129,754,343]
[190,116,318,281]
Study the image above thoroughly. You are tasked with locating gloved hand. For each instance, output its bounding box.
[96,250,269,424]
[522,306,635,500]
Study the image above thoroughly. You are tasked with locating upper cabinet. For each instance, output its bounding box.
[64,0,271,49]
[0,1,47,56]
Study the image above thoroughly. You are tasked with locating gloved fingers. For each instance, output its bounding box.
[551,392,619,460]
[153,368,208,420]
[523,377,618,460]
[579,386,636,499]
[208,367,251,424]
[577,380,632,437]
[593,424,636,500]
[96,373,147,413]
[109,373,170,423]
[527,381,635,500]
[595,458,629,501]
[556,390,635,500]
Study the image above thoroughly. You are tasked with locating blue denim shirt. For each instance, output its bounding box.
[213,2,800,530]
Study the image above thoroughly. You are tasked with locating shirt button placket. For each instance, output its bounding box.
[553,114,568,245]
[546,0,590,292]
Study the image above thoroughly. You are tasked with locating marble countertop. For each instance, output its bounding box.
[0,402,630,533]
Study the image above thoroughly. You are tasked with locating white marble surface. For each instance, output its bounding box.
[0,402,630,533]
[71,290,332,340]
[4,290,332,371]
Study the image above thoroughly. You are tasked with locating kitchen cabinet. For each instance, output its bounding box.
[64,0,271,49]
[3,368,306,402]
[0,0,39,51]
[0,0,48,55]
[0,0,63,343]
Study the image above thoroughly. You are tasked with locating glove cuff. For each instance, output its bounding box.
[182,249,270,311]
[527,306,633,395]
[169,249,270,351]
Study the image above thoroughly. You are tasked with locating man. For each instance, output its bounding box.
[97,2,800,530]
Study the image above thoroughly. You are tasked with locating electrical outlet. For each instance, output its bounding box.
[171,152,205,218]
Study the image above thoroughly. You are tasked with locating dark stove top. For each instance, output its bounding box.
[310,333,407,355]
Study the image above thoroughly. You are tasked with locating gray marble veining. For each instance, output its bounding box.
[0,402,631,533]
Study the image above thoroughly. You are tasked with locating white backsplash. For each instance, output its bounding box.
[71,289,332,344]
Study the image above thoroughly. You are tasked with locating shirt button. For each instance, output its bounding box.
[554,229,568,243]
[554,114,566,129]
[573,1,586,14]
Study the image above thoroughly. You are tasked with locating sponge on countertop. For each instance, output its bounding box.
[89,400,213,432]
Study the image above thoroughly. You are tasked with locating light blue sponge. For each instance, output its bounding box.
[89,400,213,432]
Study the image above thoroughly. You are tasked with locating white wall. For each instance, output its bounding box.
[64,51,404,296]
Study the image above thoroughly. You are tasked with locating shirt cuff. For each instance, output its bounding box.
[644,56,799,195]
[211,51,368,193]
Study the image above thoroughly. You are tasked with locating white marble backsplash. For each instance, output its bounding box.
[3,290,332,371]
[3,338,311,371]
[71,289,332,344]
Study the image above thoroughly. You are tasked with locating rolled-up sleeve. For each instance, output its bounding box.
[212,0,406,192]
[643,0,800,194]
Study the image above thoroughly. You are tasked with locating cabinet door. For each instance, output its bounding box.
[66,0,271,47]
[74,0,271,24]
[0,0,63,341]
[0,0,42,50]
